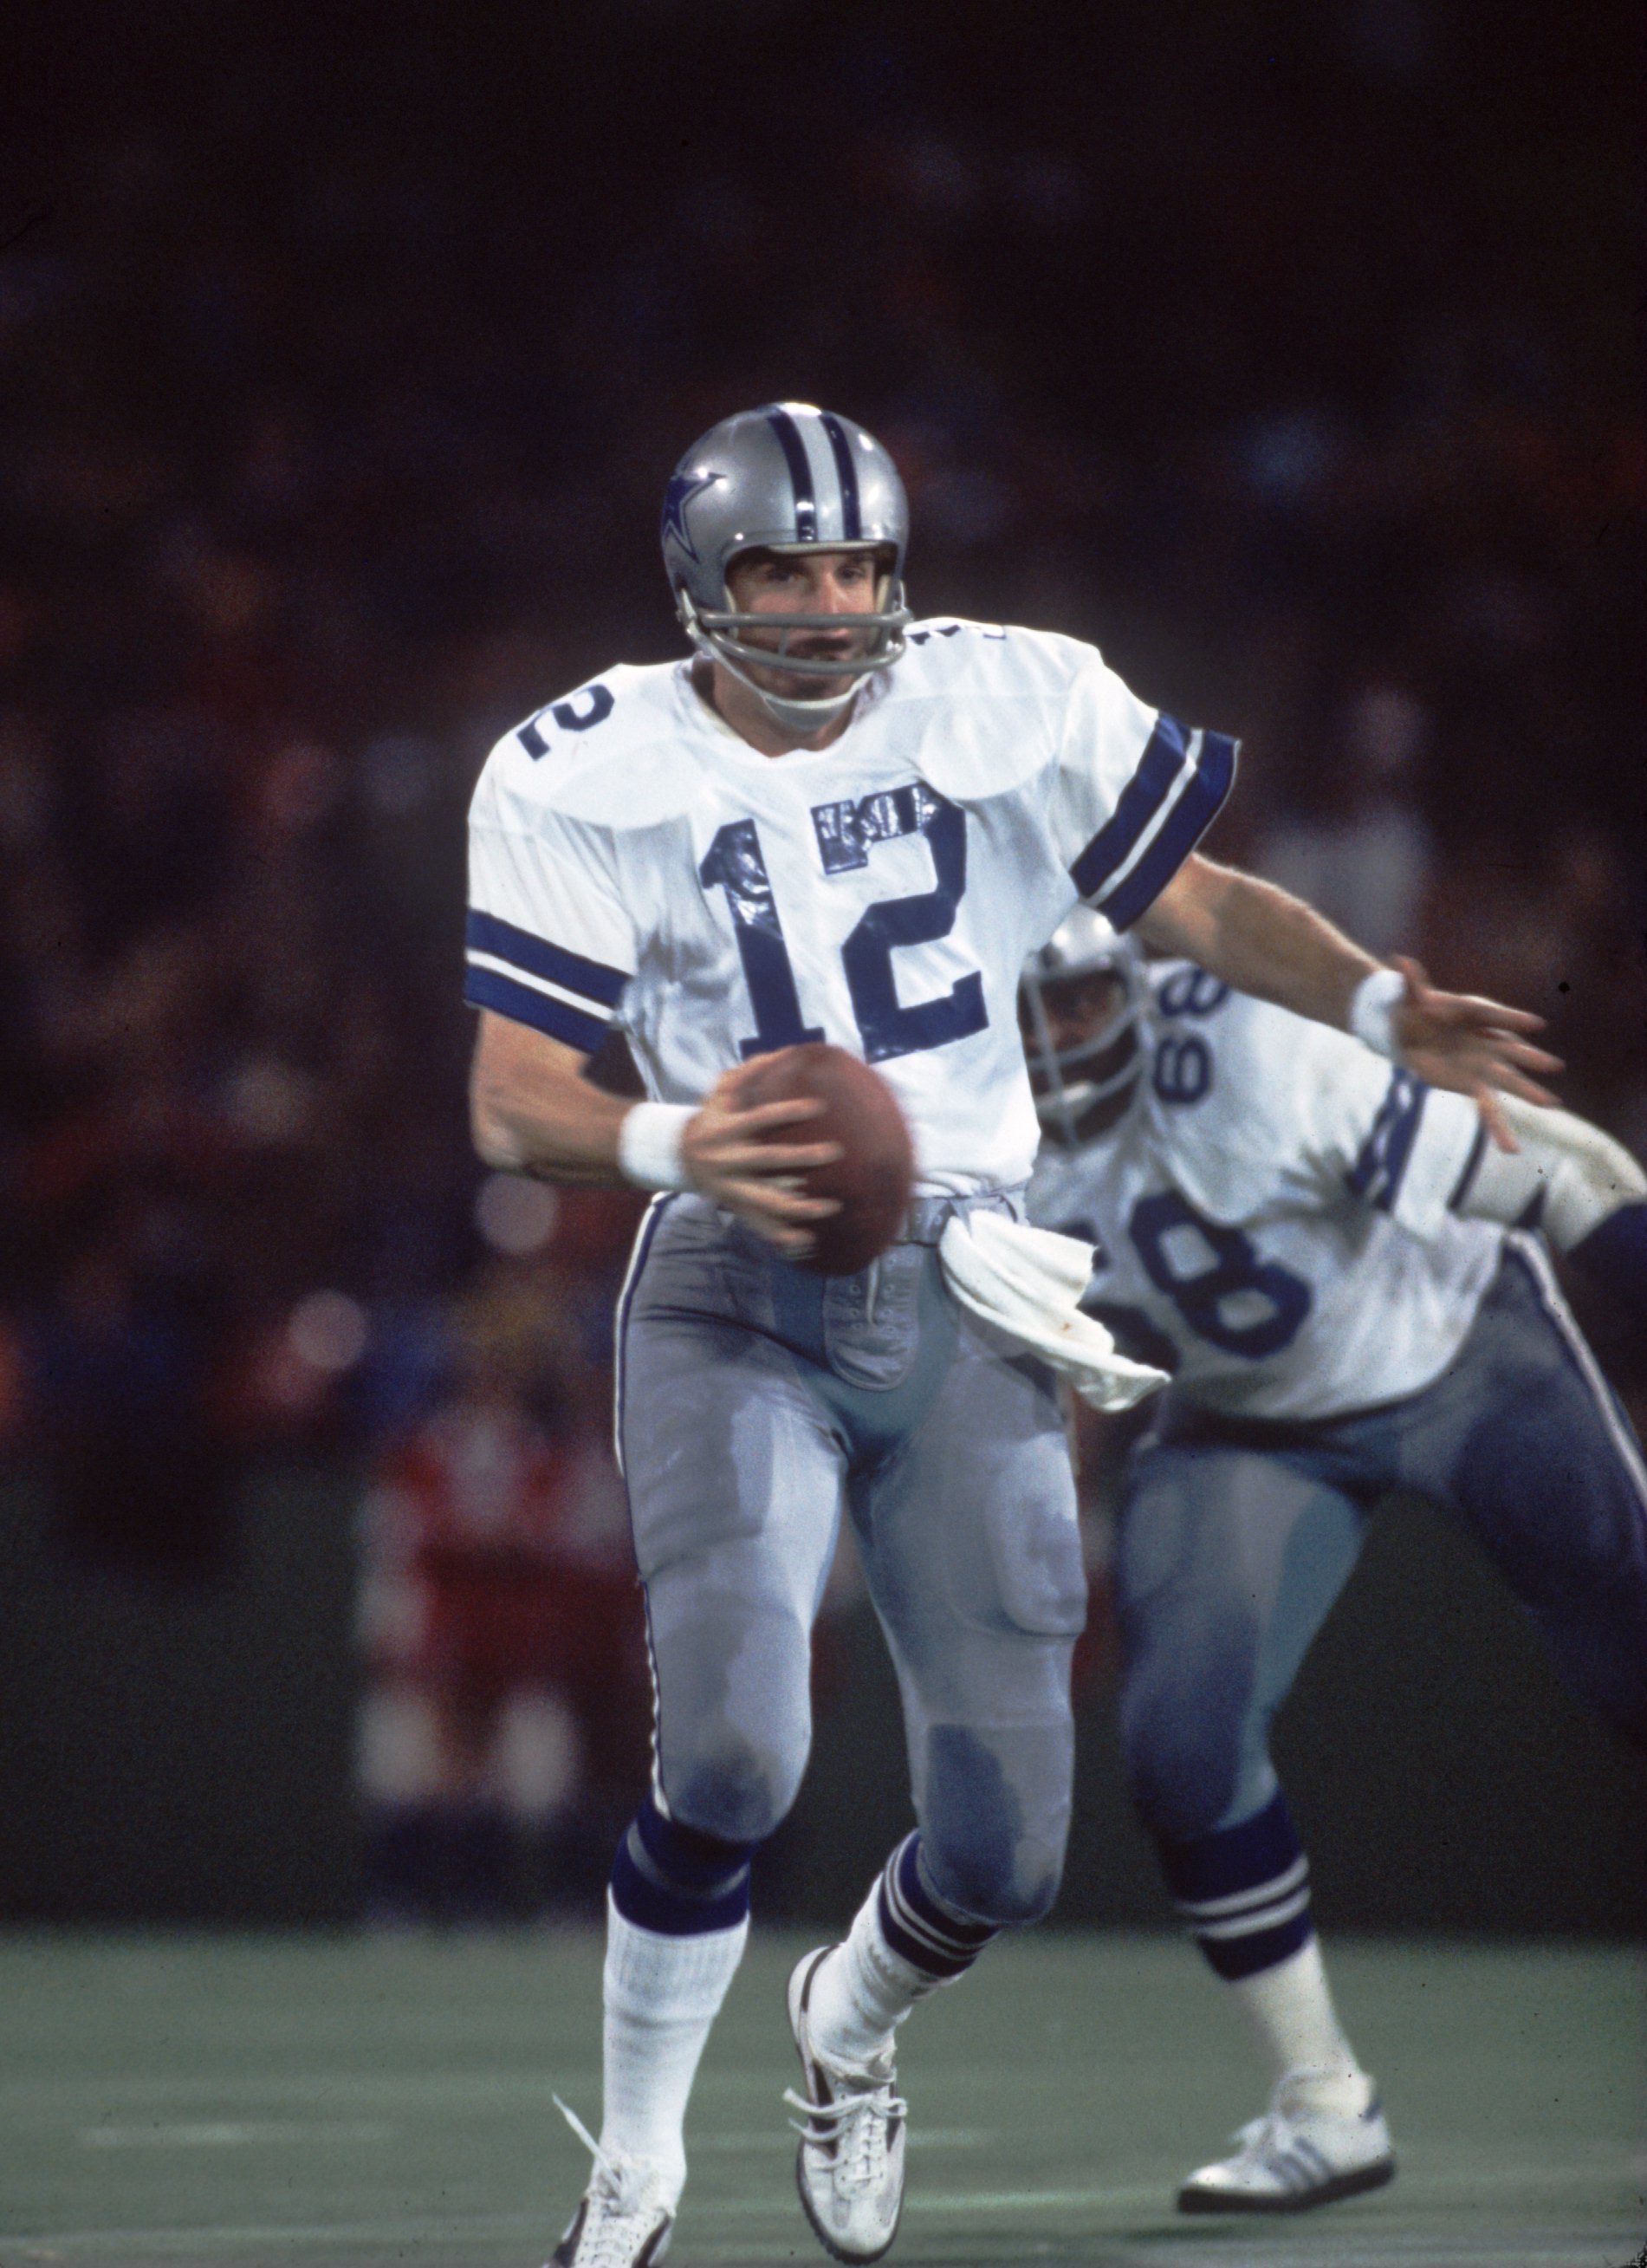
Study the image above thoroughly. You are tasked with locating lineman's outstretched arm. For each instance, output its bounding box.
[1135,853,1560,1147]
[468,1009,841,1255]
[1453,1095,1647,1329]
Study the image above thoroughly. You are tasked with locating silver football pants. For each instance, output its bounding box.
[614,1190,1086,1926]
[1116,1238,1647,1842]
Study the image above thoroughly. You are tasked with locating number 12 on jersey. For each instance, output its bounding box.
[697,786,989,1063]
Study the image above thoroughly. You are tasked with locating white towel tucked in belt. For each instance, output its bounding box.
[937,1209,1169,1413]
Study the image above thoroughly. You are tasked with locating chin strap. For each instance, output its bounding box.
[677,587,898,738]
[706,640,865,735]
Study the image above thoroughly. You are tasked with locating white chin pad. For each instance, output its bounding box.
[755,682,863,733]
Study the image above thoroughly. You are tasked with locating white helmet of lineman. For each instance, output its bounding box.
[1020,907,1148,1148]
[661,401,911,734]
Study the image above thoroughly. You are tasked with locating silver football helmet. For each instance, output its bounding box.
[1020,907,1147,1148]
[661,402,911,733]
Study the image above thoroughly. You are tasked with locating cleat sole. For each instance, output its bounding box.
[1177,2153,1396,2215]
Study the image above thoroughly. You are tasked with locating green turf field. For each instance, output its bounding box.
[0,1930,1640,2268]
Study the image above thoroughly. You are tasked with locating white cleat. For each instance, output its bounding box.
[1177,2067,1396,2214]
[785,1945,908,2264]
[548,2097,676,2266]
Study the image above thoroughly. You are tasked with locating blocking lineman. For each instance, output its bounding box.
[1023,915,1646,2213]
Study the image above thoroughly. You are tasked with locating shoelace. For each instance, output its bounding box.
[784,2073,907,2193]
[553,2096,671,2264]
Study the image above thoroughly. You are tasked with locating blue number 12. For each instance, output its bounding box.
[698,820,826,1059]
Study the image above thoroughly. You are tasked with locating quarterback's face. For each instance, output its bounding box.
[724,548,881,699]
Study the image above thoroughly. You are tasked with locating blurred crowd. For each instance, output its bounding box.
[1,3,1640,1906]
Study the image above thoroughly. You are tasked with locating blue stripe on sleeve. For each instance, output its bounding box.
[1098,731,1238,930]
[1376,1078,1425,1209]
[464,963,610,1054]
[1069,714,1190,900]
[1346,1069,1429,1212]
[464,909,629,1008]
[1447,1120,1489,1211]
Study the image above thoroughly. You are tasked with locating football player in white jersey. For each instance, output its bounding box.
[462,403,1557,2268]
[1023,912,1647,2216]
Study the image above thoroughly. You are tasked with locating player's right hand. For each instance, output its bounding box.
[681,1066,843,1256]
[1389,957,1564,1152]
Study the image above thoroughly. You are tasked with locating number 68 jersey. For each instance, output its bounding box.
[464,621,1235,1194]
[1027,967,1506,1420]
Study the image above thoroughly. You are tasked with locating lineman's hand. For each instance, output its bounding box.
[1390,956,1563,1152]
[681,1064,843,1255]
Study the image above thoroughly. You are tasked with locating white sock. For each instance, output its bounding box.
[1229,1937,1371,2114]
[599,1894,749,2200]
[805,1878,940,2067]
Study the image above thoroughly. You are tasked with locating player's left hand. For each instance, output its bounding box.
[1390,956,1563,1152]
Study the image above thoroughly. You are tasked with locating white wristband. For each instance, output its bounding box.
[617,1102,695,1192]
[1348,967,1407,1060]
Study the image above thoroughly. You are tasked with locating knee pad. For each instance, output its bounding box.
[661,1731,806,1847]
[1119,1639,1250,1844]
[609,1792,756,1934]
[918,1722,1070,1927]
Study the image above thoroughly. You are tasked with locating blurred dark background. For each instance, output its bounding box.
[0,0,1642,1930]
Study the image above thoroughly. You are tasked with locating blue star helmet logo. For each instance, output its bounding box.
[661,470,720,562]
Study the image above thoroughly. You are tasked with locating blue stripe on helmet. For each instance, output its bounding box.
[765,406,817,541]
[818,412,862,541]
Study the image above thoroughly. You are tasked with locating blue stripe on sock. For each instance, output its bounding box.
[1157,1790,1304,1906]
[609,1797,755,1936]
[898,1836,995,1944]
[877,1834,997,1979]
[1199,1909,1315,1982]
[634,1796,755,1898]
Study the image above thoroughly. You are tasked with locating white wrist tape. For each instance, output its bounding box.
[617,1102,695,1192]
[1348,967,1407,1059]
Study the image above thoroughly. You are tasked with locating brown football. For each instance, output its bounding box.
[736,1043,915,1277]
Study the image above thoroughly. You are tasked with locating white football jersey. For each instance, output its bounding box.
[465,622,1235,1194]
[1027,968,1504,1417]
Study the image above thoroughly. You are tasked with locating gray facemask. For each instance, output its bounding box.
[661,403,911,734]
